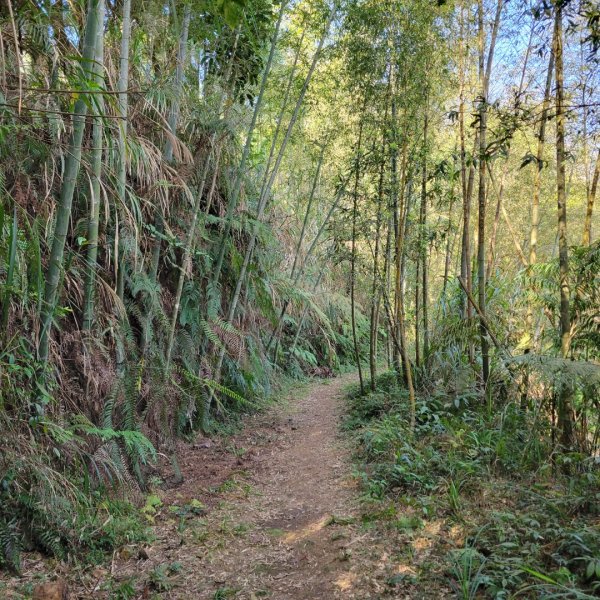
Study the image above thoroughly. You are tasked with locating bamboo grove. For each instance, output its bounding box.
[0,0,599,574]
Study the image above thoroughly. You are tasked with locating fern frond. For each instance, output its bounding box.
[0,519,21,573]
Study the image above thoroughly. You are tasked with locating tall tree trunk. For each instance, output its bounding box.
[114,0,132,302]
[582,149,599,246]
[460,0,502,339]
[415,257,421,368]
[554,4,574,449]
[370,140,386,390]
[112,0,132,377]
[351,116,365,394]
[442,158,457,298]
[39,0,102,363]
[82,0,105,332]
[522,46,554,408]
[388,60,414,407]
[458,1,473,323]
[420,109,429,362]
[394,143,416,429]
[390,95,402,375]
[477,0,491,389]
[384,209,393,369]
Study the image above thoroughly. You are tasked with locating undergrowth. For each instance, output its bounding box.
[0,351,156,572]
[345,370,600,599]
[0,409,152,573]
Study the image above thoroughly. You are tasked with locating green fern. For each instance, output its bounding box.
[36,528,66,560]
[72,416,157,466]
[202,376,254,408]
[198,319,227,356]
[0,519,21,573]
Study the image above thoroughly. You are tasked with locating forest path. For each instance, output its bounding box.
[110,372,384,599]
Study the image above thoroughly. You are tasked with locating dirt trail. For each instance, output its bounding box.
[115,373,374,599]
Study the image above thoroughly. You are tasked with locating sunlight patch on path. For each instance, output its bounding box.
[334,571,357,591]
[282,516,328,543]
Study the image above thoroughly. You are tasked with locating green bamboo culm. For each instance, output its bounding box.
[115,0,132,303]
[82,0,106,332]
[1,206,18,334]
[39,0,103,362]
